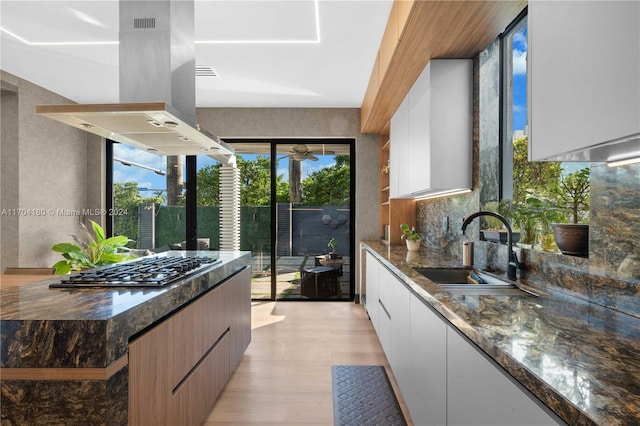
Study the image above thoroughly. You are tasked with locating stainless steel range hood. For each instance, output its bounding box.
[36,0,234,160]
[36,102,234,156]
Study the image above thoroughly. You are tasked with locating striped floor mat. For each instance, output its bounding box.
[331,365,407,426]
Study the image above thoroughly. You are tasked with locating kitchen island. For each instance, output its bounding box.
[362,241,640,426]
[0,250,251,425]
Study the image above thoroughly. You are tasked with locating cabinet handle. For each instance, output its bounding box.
[378,299,391,319]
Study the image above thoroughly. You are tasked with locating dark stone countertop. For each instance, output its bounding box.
[0,251,251,369]
[362,241,640,426]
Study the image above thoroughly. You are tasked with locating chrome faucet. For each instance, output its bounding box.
[460,211,522,281]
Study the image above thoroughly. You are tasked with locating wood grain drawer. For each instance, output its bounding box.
[128,267,251,425]
[171,332,230,425]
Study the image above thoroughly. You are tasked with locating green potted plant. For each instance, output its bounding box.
[480,201,522,245]
[52,220,133,274]
[549,167,590,257]
[327,237,339,259]
[400,224,422,251]
[516,197,565,252]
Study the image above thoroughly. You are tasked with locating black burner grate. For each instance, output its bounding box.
[50,255,219,288]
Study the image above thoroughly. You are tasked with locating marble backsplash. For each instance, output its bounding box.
[416,163,640,319]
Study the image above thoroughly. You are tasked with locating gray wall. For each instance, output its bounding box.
[0,71,105,270]
[197,107,380,293]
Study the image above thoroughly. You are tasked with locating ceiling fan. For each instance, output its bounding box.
[286,144,334,162]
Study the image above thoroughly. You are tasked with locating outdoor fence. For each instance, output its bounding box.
[137,204,349,257]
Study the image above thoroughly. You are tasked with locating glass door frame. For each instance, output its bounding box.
[229,138,356,301]
[106,137,356,301]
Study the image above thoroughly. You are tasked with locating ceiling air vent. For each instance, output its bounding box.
[133,17,156,29]
[196,65,219,77]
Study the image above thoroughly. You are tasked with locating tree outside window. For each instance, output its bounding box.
[499,13,590,252]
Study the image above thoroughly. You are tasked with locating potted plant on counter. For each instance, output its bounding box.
[52,220,133,274]
[512,196,574,252]
[480,201,522,245]
[400,224,422,251]
[549,167,590,257]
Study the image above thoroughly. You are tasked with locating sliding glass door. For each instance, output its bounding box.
[230,139,354,301]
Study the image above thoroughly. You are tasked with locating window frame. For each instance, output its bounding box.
[499,8,528,201]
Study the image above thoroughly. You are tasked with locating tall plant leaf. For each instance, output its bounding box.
[91,220,105,242]
[51,220,133,274]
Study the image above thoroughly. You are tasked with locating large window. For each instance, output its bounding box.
[111,145,181,250]
[109,138,355,301]
[500,12,589,252]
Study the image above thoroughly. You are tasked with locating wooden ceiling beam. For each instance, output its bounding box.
[361,0,527,134]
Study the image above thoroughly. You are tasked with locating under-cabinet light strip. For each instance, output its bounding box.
[606,156,640,167]
[413,189,472,201]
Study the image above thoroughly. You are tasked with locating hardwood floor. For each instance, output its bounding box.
[204,301,413,425]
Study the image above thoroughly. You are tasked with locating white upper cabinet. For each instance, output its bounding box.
[528,1,640,162]
[390,96,410,198]
[390,59,472,198]
[407,64,431,195]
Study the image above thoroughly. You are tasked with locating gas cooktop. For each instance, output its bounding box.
[49,255,220,288]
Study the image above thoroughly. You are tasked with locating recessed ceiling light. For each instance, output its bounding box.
[0,27,118,46]
[0,0,321,45]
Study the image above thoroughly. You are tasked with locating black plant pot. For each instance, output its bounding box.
[551,224,589,257]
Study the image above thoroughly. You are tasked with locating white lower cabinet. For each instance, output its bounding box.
[377,260,411,378]
[377,298,392,356]
[384,267,412,393]
[364,252,380,329]
[407,297,447,426]
[364,251,565,425]
[447,326,564,426]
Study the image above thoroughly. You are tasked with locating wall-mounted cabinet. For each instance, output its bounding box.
[528,1,640,162]
[390,59,472,199]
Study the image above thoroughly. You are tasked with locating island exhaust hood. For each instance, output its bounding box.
[36,0,234,160]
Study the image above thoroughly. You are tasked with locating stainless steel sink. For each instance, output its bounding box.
[439,284,537,297]
[413,267,474,284]
[413,267,538,297]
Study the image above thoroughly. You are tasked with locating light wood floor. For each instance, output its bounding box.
[204,301,413,425]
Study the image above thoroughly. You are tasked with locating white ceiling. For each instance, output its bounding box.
[0,0,393,108]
